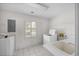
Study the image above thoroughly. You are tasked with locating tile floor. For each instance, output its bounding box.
[15,45,53,56]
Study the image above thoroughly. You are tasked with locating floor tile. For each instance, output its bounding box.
[16,45,53,56]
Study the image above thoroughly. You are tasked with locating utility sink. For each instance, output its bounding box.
[43,40,75,56]
[54,40,75,55]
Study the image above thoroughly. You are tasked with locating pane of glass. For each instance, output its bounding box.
[25,29,31,32]
[31,32,36,37]
[26,24,31,28]
[32,22,36,28]
[32,29,36,32]
[25,35,31,37]
[28,25,31,28]
[25,32,31,37]
[25,23,32,33]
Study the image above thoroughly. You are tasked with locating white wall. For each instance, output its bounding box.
[49,4,75,43]
[75,3,79,56]
[0,10,49,50]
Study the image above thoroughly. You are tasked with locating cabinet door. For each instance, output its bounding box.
[8,19,16,32]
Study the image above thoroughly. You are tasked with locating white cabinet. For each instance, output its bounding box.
[0,36,15,56]
[43,34,57,44]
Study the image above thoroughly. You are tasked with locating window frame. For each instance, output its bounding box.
[24,21,36,38]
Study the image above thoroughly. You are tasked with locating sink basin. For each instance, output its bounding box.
[54,40,75,55]
[43,40,75,56]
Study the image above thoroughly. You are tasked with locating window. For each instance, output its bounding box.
[25,22,36,37]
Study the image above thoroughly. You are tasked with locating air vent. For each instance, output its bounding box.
[31,11,34,14]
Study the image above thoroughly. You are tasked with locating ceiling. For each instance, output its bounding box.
[0,3,74,19]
